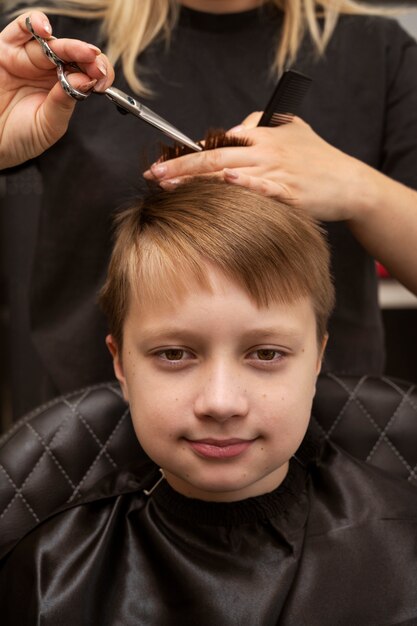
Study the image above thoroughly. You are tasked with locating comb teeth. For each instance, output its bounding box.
[258,70,312,127]
[268,113,295,127]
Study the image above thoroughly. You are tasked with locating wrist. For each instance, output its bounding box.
[345,159,386,226]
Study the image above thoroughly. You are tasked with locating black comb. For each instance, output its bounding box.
[257,70,312,127]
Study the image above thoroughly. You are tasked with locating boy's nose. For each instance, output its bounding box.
[193,363,249,423]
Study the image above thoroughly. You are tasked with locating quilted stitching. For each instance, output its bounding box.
[1,374,416,557]
[311,373,417,485]
[0,463,40,523]
[67,405,131,503]
[0,382,141,556]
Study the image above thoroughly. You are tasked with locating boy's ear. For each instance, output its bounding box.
[105,334,129,402]
[316,333,329,376]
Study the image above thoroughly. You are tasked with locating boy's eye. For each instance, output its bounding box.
[256,349,278,361]
[154,348,196,368]
[247,348,286,364]
[160,349,185,361]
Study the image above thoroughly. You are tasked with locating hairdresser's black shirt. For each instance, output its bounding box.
[3,6,417,399]
[1,433,417,625]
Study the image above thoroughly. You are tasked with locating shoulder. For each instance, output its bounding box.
[330,14,416,64]
[0,462,159,573]
[308,441,417,533]
[0,487,149,621]
[0,446,159,561]
[285,442,417,621]
[335,14,415,42]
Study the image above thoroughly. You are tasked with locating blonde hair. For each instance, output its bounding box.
[100,178,335,347]
[12,0,398,95]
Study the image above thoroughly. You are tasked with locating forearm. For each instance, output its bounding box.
[348,162,417,295]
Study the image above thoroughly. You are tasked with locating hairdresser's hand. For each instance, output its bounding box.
[143,114,367,223]
[145,112,417,295]
[0,11,114,169]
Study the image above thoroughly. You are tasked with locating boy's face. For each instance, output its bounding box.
[108,265,326,502]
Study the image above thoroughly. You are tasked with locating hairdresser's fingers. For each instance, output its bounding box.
[241,111,262,127]
[1,73,98,169]
[143,145,258,181]
[41,42,114,90]
[227,111,262,133]
[20,40,113,90]
[61,51,114,92]
[37,41,113,88]
[1,13,114,90]
[20,37,99,70]
[142,122,281,181]
[146,122,312,184]
[83,50,113,86]
[2,11,101,64]
[158,170,227,190]
[0,11,51,45]
[223,169,295,202]
[43,80,96,139]
[158,175,192,190]
[39,74,95,124]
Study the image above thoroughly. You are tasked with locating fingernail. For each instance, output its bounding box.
[93,77,108,92]
[160,178,180,190]
[43,20,52,34]
[88,44,101,54]
[224,168,239,180]
[96,57,107,76]
[151,163,167,178]
[143,169,152,179]
[79,79,97,93]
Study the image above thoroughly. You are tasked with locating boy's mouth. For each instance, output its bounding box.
[185,438,256,459]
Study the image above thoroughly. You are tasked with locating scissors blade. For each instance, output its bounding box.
[26,16,201,152]
[104,87,202,152]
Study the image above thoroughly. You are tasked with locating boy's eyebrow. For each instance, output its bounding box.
[239,327,304,342]
[137,326,304,344]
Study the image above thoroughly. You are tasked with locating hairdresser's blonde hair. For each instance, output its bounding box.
[100,178,335,347]
[12,0,396,95]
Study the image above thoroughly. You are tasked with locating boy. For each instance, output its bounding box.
[1,179,416,624]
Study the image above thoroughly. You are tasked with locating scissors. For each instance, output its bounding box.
[26,17,202,152]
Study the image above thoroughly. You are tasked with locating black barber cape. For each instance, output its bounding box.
[1,432,417,625]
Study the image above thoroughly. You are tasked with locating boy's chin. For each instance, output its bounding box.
[164,463,289,502]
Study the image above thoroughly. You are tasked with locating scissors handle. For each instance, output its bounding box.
[26,16,201,151]
[26,16,88,101]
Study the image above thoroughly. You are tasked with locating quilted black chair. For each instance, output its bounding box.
[1,373,416,559]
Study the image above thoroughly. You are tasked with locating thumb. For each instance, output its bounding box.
[240,111,263,127]
[228,111,263,133]
[39,75,96,144]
